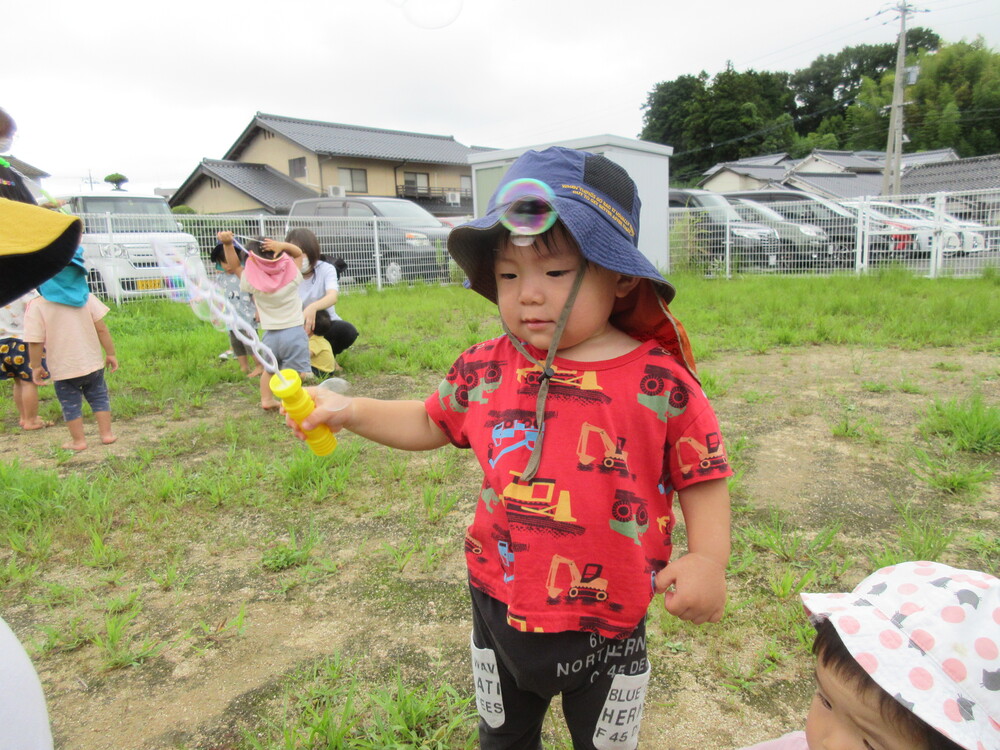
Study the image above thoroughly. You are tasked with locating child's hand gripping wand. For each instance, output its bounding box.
[152,238,337,456]
[267,370,337,455]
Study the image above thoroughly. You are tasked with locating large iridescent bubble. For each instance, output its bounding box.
[498,178,558,244]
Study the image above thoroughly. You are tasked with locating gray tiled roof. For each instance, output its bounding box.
[853,148,959,168]
[173,159,318,213]
[809,150,883,172]
[230,113,491,166]
[900,153,1000,194]
[699,163,789,185]
[784,172,886,199]
[5,155,48,179]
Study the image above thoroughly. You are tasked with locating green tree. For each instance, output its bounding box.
[788,28,940,132]
[640,73,708,179]
[905,38,1000,156]
[104,173,128,191]
[643,65,797,181]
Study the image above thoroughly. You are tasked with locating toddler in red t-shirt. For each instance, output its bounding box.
[286,147,732,750]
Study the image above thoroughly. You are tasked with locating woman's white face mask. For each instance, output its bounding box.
[0,136,13,153]
[300,257,311,274]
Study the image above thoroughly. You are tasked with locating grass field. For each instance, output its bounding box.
[1,270,998,749]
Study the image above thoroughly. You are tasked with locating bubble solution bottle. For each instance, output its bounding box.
[269,370,338,456]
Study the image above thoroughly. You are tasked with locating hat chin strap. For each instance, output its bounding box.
[500,261,587,483]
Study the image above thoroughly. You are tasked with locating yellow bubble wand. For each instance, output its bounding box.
[153,239,337,456]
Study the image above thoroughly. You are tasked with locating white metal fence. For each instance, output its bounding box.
[667,188,1000,278]
[76,213,457,304]
[74,189,999,303]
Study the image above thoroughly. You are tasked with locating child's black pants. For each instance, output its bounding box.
[470,585,650,750]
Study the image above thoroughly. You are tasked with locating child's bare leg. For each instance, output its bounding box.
[94,411,117,445]
[260,372,278,410]
[236,354,250,374]
[15,380,47,430]
[247,354,263,378]
[63,417,87,451]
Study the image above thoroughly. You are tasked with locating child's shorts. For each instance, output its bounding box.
[262,327,311,374]
[470,586,650,750]
[54,369,110,422]
[0,338,44,381]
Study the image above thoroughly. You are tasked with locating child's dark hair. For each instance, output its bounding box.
[210,241,245,266]
[813,619,964,750]
[246,236,275,259]
[313,309,333,338]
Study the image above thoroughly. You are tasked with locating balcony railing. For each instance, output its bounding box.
[395,185,472,210]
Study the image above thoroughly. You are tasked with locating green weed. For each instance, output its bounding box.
[261,528,320,572]
[907,447,993,496]
[921,394,1000,453]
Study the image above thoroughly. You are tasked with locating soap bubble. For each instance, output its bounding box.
[153,237,281,374]
[386,0,463,29]
[498,178,558,238]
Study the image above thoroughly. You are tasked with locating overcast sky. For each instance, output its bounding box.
[5,0,998,196]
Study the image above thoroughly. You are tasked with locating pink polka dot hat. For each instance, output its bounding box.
[800,561,999,750]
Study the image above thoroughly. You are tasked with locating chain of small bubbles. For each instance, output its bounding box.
[152,238,287,385]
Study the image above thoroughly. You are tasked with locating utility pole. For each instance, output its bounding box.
[881,1,920,196]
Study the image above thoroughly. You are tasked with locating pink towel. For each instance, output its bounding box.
[244,253,297,293]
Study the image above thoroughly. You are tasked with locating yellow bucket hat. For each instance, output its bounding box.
[0,198,82,305]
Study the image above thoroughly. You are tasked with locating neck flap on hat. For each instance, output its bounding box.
[38,257,89,307]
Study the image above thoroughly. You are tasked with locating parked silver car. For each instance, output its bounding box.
[729,198,835,270]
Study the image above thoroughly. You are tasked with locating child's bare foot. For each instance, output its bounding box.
[261,401,279,411]
[101,434,118,445]
[248,368,263,378]
[62,439,87,451]
[21,419,53,430]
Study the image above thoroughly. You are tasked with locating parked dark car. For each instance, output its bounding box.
[668,189,780,266]
[288,196,450,284]
[728,198,834,270]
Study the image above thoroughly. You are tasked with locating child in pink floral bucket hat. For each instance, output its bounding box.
[741,560,999,750]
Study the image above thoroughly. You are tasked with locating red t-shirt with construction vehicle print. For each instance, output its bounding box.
[425,335,732,639]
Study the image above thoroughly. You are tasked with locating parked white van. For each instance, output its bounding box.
[58,193,200,301]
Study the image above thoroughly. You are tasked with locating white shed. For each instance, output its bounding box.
[468,135,673,272]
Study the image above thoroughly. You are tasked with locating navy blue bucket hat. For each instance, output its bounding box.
[447,146,676,305]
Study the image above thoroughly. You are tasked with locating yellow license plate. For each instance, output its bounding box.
[136,278,163,291]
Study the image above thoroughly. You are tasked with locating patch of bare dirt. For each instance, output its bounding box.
[2,345,998,749]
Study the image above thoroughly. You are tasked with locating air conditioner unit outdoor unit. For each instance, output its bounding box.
[327,185,346,198]
[446,191,461,206]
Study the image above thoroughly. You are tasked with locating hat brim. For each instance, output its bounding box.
[0,199,82,306]
[448,197,675,305]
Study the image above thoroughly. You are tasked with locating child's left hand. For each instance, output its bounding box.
[105,355,119,373]
[654,552,727,624]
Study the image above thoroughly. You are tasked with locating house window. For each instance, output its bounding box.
[338,168,367,193]
[404,172,429,196]
[461,175,472,195]
[289,157,306,179]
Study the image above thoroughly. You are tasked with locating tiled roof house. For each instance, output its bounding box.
[170,113,494,215]
[698,148,961,199]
